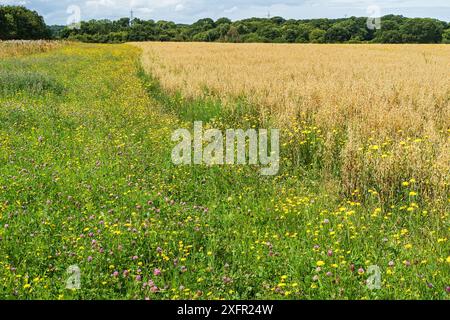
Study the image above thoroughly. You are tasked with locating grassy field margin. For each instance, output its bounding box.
[0,42,447,300]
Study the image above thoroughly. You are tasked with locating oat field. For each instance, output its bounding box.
[0,41,448,300]
[136,42,450,205]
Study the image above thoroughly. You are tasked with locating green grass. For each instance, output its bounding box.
[0,43,448,300]
[0,70,64,96]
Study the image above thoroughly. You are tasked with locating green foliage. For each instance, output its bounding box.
[375,17,445,43]
[309,28,326,43]
[443,29,450,43]
[2,5,448,44]
[257,25,282,41]
[0,5,50,40]
[325,23,352,43]
[295,24,313,43]
[399,18,444,43]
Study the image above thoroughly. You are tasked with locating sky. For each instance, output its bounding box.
[1,0,449,25]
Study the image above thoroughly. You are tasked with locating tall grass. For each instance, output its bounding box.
[0,70,64,95]
[0,40,62,58]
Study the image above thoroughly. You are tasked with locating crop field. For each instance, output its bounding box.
[0,41,62,59]
[136,42,450,205]
[0,41,448,300]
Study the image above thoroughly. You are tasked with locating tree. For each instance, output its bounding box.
[325,23,351,42]
[192,18,215,32]
[49,10,448,44]
[216,17,231,25]
[283,27,299,43]
[234,22,249,35]
[309,28,326,43]
[378,30,403,43]
[217,23,231,39]
[442,29,450,44]
[193,29,219,42]
[296,24,312,43]
[0,10,14,39]
[115,18,130,29]
[257,25,281,41]
[400,18,444,43]
[0,5,50,40]
[270,16,286,25]
[226,26,240,42]
[242,33,266,43]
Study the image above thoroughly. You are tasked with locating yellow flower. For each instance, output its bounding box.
[446,256,450,264]
[404,243,413,249]
[316,261,325,267]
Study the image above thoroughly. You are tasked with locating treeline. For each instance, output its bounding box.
[58,15,450,44]
[0,6,50,40]
[1,5,450,44]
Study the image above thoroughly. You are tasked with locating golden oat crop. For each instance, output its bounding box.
[135,42,450,204]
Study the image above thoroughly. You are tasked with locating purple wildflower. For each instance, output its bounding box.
[153,268,161,276]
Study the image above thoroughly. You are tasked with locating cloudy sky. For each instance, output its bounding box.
[1,0,449,25]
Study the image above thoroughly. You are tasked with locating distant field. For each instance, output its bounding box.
[0,42,448,300]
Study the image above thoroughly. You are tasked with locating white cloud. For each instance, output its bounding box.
[0,0,28,4]
[85,0,115,9]
[224,6,238,14]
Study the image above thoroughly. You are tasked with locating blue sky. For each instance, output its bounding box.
[1,0,449,25]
